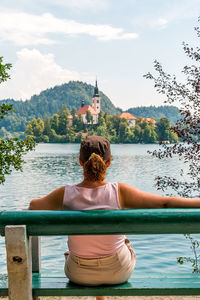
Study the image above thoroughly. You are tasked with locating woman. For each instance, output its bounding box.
[29,136,200,300]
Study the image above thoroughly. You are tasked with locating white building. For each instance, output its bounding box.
[118,112,137,127]
[76,80,101,124]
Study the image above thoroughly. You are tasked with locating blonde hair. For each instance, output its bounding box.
[83,153,107,182]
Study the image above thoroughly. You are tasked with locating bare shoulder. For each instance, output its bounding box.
[118,182,165,209]
[118,182,139,208]
[29,186,66,210]
[118,182,138,196]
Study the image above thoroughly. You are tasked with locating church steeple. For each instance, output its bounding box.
[92,79,101,114]
[93,79,99,97]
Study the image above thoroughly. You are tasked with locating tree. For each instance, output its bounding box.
[144,18,200,272]
[143,124,157,143]
[25,123,34,137]
[97,110,105,126]
[86,110,93,124]
[32,118,44,138]
[58,105,69,135]
[73,114,84,132]
[156,117,171,142]
[50,114,59,133]
[43,116,51,136]
[0,57,35,184]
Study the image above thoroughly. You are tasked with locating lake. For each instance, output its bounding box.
[0,143,197,275]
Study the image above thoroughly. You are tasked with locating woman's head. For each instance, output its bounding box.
[79,136,111,182]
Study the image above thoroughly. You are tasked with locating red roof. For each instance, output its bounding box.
[76,105,98,115]
[141,118,156,124]
[75,132,88,137]
[119,112,137,120]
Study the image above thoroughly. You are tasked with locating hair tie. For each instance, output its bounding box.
[88,153,99,161]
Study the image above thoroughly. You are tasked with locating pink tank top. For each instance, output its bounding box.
[63,182,125,258]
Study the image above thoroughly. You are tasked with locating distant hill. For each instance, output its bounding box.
[0,81,121,133]
[127,105,180,125]
[0,81,180,135]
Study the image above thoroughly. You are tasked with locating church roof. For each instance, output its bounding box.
[76,105,98,115]
[119,112,137,120]
[141,117,156,124]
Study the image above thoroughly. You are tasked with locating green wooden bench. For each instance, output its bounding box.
[1,209,200,299]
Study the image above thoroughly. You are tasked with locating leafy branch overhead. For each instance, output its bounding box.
[145,17,200,272]
[0,57,35,184]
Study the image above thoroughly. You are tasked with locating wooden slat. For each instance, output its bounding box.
[1,209,200,236]
[2,273,200,297]
[32,236,41,273]
[31,273,200,296]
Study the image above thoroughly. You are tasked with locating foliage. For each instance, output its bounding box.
[128,105,180,125]
[0,138,35,184]
[177,234,200,273]
[144,18,200,272]
[0,57,35,184]
[25,105,177,144]
[0,56,12,83]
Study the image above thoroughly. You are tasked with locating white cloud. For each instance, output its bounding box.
[131,15,169,30]
[52,0,108,11]
[156,18,168,26]
[0,11,139,46]
[0,48,94,100]
[154,18,168,29]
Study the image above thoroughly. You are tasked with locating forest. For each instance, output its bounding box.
[25,105,178,144]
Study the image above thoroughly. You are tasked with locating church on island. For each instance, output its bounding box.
[76,80,101,124]
[73,80,156,127]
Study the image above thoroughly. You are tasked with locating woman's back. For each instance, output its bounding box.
[63,182,125,258]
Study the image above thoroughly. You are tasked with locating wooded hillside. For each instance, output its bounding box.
[0,81,180,137]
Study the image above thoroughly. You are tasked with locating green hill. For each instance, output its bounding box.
[127,105,180,125]
[0,81,180,136]
[0,81,121,133]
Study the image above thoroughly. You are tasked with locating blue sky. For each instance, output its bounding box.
[0,0,199,110]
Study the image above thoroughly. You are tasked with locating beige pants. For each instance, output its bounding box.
[64,239,136,286]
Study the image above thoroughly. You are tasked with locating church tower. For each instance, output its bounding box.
[92,80,101,114]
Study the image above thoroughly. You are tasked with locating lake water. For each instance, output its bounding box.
[0,143,198,275]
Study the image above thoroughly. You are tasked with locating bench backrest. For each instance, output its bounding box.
[1,208,200,236]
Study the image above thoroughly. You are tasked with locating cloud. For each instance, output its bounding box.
[51,0,108,11]
[156,18,168,26]
[154,18,169,29]
[0,48,94,100]
[131,15,169,30]
[131,0,199,30]
[0,11,139,46]
[0,0,108,12]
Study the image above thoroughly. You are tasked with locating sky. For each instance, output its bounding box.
[0,0,199,110]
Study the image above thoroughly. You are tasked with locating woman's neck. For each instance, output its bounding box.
[76,179,108,188]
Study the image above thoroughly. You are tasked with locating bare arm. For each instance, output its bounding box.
[118,182,200,209]
[29,186,65,210]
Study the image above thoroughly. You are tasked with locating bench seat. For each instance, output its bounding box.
[1,273,200,297]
